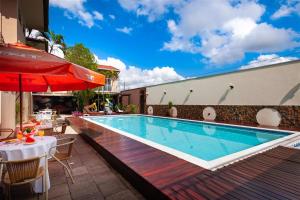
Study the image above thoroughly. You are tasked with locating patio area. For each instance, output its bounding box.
[0,133,144,200]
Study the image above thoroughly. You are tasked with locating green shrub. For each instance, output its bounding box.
[168,101,173,109]
[127,104,138,114]
[115,103,124,111]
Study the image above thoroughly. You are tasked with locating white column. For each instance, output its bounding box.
[23,92,29,122]
[0,92,16,138]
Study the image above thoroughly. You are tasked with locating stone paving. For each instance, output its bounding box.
[1,135,144,200]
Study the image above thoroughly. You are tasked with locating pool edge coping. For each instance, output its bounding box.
[82,114,300,170]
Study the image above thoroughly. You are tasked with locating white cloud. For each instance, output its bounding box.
[94,55,184,90]
[271,1,300,19]
[64,11,74,19]
[162,0,300,65]
[271,5,294,19]
[109,14,116,20]
[118,0,184,22]
[93,11,104,21]
[240,54,298,69]
[94,56,126,71]
[50,0,104,28]
[116,27,133,34]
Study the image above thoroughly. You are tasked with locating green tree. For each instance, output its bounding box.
[65,43,99,110]
[48,31,66,54]
[65,43,97,71]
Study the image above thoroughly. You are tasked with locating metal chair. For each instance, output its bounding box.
[0,154,48,200]
[52,122,67,136]
[49,137,76,183]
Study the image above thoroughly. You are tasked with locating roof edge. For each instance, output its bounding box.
[146,59,300,89]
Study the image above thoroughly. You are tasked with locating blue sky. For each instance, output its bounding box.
[49,0,300,89]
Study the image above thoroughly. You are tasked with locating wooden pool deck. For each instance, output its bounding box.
[68,117,300,200]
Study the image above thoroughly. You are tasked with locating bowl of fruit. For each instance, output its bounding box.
[23,127,36,144]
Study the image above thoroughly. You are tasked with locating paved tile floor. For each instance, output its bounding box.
[1,135,144,200]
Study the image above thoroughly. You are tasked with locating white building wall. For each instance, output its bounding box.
[146,61,300,106]
[0,0,28,133]
[112,79,119,93]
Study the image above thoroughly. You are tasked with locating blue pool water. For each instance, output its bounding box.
[87,115,288,161]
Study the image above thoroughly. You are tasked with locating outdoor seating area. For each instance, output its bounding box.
[0,114,77,198]
[0,134,144,200]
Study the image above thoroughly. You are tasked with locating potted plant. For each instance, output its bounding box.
[168,101,177,117]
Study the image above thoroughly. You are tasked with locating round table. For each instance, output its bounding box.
[0,136,57,193]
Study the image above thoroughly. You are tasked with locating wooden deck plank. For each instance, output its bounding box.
[68,117,300,200]
[176,169,278,200]
[231,164,300,193]
[245,155,300,177]
[227,166,300,199]
[216,169,295,200]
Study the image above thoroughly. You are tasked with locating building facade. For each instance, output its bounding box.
[119,87,146,114]
[145,60,300,129]
[97,65,120,94]
[0,0,48,132]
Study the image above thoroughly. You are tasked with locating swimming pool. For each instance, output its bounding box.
[83,115,298,169]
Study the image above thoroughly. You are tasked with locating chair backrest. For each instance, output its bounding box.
[5,157,40,184]
[66,138,75,157]
[53,122,67,135]
[61,123,67,134]
[50,137,76,158]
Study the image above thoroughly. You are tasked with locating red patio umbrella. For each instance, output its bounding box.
[0,43,105,129]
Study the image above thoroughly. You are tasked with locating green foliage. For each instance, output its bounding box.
[65,43,97,71]
[127,104,138,114]
[168,101,173,109]
[115,103,124,111]
[98,69,119,79]
[48,31,66,53]
[25,127,32,133]
[73,89,95,111]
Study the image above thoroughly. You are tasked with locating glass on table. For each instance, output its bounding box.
[17,131,23,140]
[38,130,45,137]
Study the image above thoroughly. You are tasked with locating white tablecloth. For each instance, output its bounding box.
[0,136,57,193]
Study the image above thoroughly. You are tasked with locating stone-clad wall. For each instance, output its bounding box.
[147,105,300,129]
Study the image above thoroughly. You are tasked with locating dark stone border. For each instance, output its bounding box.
[147,105,300,129]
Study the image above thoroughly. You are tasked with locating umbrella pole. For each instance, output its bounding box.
[19,74,23,131]
[97,87,100,112]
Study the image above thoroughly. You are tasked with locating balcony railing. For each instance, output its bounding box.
[103,85,112,92]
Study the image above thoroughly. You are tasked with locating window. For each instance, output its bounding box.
[104,78,112,91]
